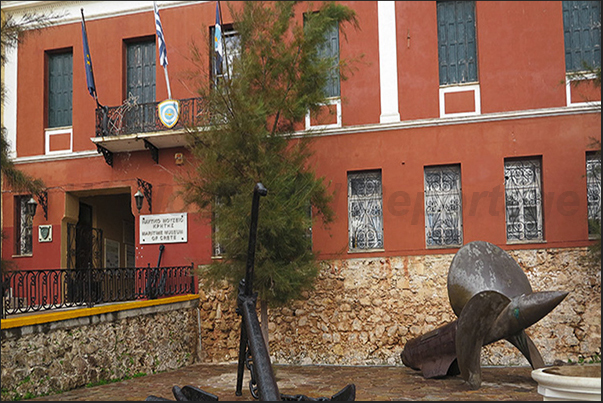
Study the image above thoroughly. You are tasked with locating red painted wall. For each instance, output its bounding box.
[309,112,600,259]
[3,1,601,274]
[477,1,567,112]
[2,147,212,271]
[396,1,441,121]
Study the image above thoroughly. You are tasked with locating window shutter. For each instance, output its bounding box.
[563,1,601,72]
[126,41,156,130]
[126,41,156,104]
[437,1,477,85]
[321,23,340,98]
[48,52,73,128]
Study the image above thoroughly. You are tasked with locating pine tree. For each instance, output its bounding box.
[179,1,358,338]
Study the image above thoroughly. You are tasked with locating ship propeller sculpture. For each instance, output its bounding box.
[401,241,568,389]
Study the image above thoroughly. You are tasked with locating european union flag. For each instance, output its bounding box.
[81,9,96,99]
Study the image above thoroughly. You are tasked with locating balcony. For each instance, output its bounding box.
[92,97,206,165]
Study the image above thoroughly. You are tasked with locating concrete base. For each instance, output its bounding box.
[531,365,601,401]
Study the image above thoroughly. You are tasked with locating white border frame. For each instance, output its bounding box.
[38,225,53,242]
[45,127,73,155]
[305,98,342,130]
[565,72,601,107]
[439,83,481,118]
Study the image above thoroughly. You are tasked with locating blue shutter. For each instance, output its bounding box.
[126,40,156,104]
[563,1,601,72]
[126,40,156,130]
[320,23,340,98]
[437,1,477,85]
[48,52,73,128]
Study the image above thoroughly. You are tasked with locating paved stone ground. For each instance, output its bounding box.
[27,363,542,401]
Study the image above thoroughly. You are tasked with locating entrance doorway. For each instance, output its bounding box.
[64,189,136,302]
[67,202,103,269]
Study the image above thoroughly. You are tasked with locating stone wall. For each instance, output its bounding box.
[1,299,200,401]
[197,247,601,367]
[1,247,599,400]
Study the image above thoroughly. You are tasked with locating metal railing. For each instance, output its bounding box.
[1,264,195,318]
[95,97,208,137]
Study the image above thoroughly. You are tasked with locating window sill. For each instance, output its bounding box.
[438,81,479,89]
[12,254,33,258]
[506,239,547,245]
[426,245,462,250]
[347,248,385,254]
[45,125,73,131]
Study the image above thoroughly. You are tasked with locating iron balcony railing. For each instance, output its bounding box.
[1,264,195,318]
[95,97,207,137]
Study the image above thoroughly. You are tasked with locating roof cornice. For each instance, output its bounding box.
[2,1,204,28]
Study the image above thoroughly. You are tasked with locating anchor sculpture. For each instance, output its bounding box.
[147,183,355,401]
[401,241,568,389]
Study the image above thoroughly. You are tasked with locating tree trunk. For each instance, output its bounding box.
[260,298,270,355]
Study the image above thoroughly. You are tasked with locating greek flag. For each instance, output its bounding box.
[214,1,223,75]
[154,2,168,67]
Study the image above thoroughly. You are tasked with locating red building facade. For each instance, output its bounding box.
[2,1,600,290]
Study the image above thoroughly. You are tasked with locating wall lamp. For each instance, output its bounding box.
[134,190,144,213]
[134,178,152,214]
[26,197,38,218]
[25,191,48,220]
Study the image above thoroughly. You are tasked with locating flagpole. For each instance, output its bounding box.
[154,2,172,99]
[163,66,172,99]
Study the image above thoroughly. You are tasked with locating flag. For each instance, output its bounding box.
[214,1,223,75]
[154,2,168,67]
[81,9,96,99]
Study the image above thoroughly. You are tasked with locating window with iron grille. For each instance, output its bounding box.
[348,170,383,251]
[424,165,463,248]
[504,158,544,242]
[47,51,73,128]
[437,1,478,86]
[14,195,33,255]
[586,152,601,237]
[562,1,601,73]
